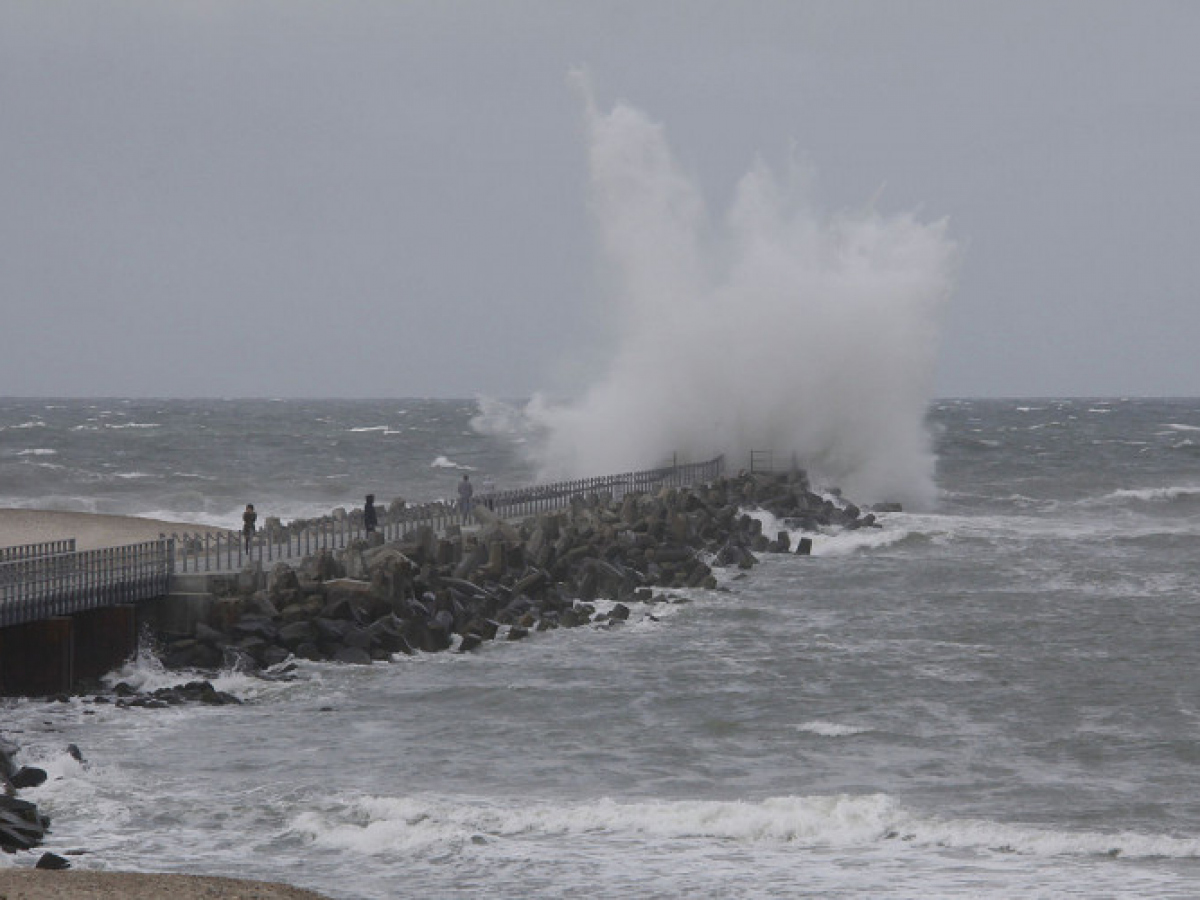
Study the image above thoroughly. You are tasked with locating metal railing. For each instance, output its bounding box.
[166,454,726,573]
[0,455,726,626]
[0,539,174,629]
[0,539,76,563]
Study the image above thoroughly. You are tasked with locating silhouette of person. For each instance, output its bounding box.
[242,503,257,553]
[457,474,474,523]
[364,494,378,535]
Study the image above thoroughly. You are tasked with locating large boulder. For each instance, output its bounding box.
[278,620,319,651]
[0,796,49,851]
[331,646,373,666]
[323,578,387,622]
[301,549,344,582]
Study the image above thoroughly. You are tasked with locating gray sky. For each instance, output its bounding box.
[2,1,1197,400]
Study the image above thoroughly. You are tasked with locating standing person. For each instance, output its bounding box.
[457,473,474,524]
[481,474,496,511]
[242,503,257,553]
[363,494,378,535]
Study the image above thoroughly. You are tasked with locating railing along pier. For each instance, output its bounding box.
[0,454,724,696]
[167,454,726,574]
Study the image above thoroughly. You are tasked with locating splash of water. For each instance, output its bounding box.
[485,77,957,507]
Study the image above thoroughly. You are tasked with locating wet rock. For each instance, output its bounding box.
[278,620,319,650]
[36,851,71,870]
[10,767,48,789]
[331,646,373,666]
[0,796,48,851]
[458,633,483,653]
[194,622,230,646]
[0,737,18,781]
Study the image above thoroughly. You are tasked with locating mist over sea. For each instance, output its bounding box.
[3,396,1200,898]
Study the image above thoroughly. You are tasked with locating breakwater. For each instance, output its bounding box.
[1,467,884,869]
[151,468,882,672]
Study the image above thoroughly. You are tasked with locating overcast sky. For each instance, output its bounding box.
[2,1,1197,399]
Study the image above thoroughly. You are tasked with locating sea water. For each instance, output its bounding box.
[2,397,1200,898]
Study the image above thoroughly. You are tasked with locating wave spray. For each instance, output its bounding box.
[505,77,957,507]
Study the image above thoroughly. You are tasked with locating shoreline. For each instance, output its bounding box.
[0,508,231,552]
[0,870,332,899]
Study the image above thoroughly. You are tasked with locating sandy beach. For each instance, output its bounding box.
[0,870,332,899]
[0,509,231,552]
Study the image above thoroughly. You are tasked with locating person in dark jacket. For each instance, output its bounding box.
[457,474,474,523]
[364,494,378,535]
[242,503,257,553]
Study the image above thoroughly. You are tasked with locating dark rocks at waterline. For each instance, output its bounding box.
[103,679,244,709]
[9,767,48,790]
[0,796,50,852]
[0,738,52,854]
[151,470,884,674]
[0,736,18,784]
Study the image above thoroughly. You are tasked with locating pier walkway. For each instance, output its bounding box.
[1,455,724,632]
[0,455,722,694]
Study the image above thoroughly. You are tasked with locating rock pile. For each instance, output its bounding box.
[1,736,51,855]
[153,470,886,674]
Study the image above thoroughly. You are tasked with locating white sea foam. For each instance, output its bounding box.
[743,507,911,557]
[100,644,293,703]
[794,721,871,737]
[287,791,1200,861]
[289,792,903,855]
[16,447,57,455]
[506,76,955,509]
[430,456,473,470]
[1083,485,1200,506]
[1163,423,1200,432]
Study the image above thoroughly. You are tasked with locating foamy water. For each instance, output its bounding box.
[4,397,1200,897]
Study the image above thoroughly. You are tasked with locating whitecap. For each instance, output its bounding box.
[431,456,474,470]
[741,508,914,557]
[794,721,871,737]
[16,448,57,456]
[1082,485,1200,506]
[287,792,904,855]
[287,789,1200,860]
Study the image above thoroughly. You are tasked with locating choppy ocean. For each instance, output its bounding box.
[2,397,1200,898]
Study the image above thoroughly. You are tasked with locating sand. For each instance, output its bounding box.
[0,870,332,899]
[0,509,231,553]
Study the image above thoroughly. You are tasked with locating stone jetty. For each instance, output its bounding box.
[1,469,888,868]
[151,469,884,673]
